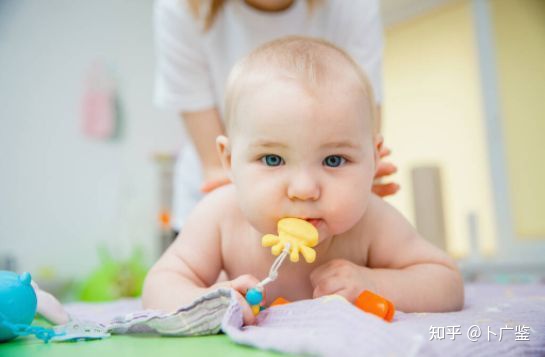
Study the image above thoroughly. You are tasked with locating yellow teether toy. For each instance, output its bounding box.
[262,218,319,263]
[246,218,319,315]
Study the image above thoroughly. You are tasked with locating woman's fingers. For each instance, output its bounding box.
[200,177,231,193]
[372,182,400,197]
[378,146,391,158]
[374,143,399,198]
[374,161,397,179]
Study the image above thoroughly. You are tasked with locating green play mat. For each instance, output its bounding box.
[0,334,286,357]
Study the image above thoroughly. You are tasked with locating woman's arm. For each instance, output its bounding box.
[155,0,228,191]
[182,108,230,192]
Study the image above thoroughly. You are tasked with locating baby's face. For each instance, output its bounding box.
[223,78,378,243]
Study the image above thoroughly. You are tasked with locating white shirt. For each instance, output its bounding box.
[154,0,384,230]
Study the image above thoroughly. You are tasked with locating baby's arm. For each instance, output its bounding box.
[142,187,258,322]
[364,196,464,312]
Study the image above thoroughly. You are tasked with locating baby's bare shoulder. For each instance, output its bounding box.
[194,184,246,231]
[331,195,400,264]
[363,194,453,269]
[360,194,405,233]
[151,185,242,288]
[192,184,237,215]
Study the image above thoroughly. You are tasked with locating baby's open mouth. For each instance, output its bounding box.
[305,218,322,228]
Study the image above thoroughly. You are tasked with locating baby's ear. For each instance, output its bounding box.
[216,135,233,178]
[373,133,384,171]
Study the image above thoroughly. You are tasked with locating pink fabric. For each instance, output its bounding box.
[81,63,116,139]
[222,283,545,356]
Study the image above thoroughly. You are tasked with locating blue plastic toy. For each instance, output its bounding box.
[0,270,64,343]
[0,271,37,342]
[246,288,263,306]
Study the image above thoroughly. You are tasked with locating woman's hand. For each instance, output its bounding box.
[372,145,400,197]
[200,165,231,193]
[182,109,231,193]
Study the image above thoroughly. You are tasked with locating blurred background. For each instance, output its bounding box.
[1,0,544,301]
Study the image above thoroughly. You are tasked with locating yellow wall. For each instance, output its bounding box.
[383,0,497,257]
[490,0,545,238]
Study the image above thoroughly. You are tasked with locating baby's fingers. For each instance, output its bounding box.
[229,274,260,295]
[229,275,261,326]
[232,291,257,325]
[312,278,344,299]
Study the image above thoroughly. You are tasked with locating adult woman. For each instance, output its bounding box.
[154,0,398,232]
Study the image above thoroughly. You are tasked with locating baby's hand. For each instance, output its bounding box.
[211,274,260,326]
[310,259,377,303]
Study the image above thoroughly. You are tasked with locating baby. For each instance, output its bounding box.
[143,37,464,324]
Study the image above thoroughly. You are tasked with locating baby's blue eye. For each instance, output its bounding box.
[323,155,345,167]
[261,154,284,167]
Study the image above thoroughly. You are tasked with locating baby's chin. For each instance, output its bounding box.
[306,220,334,245]
[315,227,336,245]
[315,219,360,245]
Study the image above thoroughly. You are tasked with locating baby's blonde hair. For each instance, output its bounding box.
[224,36,378,134]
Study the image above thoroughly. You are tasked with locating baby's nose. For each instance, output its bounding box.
[287,170,320,201]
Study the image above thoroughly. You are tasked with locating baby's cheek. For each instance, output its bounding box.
[243,209,278,236]
[326,187,369,231]
[236,176,281,233]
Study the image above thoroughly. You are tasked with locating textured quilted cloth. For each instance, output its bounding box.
[64,284,545,356]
